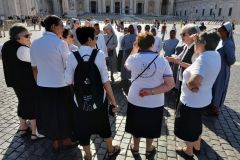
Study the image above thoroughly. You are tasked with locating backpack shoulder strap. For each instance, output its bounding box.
[73,51,84,64]
[89,49,99,63]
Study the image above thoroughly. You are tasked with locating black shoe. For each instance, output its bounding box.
[146,146,156,159]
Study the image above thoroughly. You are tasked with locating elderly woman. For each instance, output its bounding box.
[62,28,78,51]
[65,26,120,160]
[125,32,175,159]
[103,24,118,81]
[209,22,236,116]
[174,31,221,159]
[30,15,75,151]
[1,25,38,140]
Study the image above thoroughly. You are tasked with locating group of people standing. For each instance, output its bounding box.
[0,14,236,160]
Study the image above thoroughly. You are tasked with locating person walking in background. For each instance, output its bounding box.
[30,15,76,151]
[163,29,179,57]
[151,27,163,53]
[161,22,167,40]
[125,32,175,159]
[1,25,38,140]
[94,23,108,57]
[71,19,81,47]
[209,22,236,116]
[120,25,137,93]
[103,24,118,82]
[174,31,221,159]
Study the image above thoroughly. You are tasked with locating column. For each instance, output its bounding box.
[111,0,114,13]
[98,0,102,13]
[122,0,125,14]
[130,0,133,14]
[144,0,148,15]
[133,0,136,14]
[102,0,106,13]
[167,0,174,15]
[84,0,89,13]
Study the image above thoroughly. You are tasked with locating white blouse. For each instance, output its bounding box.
[30,32,70,88]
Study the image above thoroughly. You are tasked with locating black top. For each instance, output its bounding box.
[2,40,36,88]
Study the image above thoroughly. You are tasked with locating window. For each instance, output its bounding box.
[196,9,198,13]
[210,9,213,16]
[228,7,232,16]
[202,9,205,16]
[218,8,222,16]
[185,10,186,16]
[176,11,178,16]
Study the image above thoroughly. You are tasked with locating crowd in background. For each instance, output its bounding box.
[0,14,236,160]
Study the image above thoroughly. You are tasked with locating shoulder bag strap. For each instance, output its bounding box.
[131,54,159,83]
[106,34,114,46]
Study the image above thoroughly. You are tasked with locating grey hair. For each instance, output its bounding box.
[103,23,115,35]
[182,24,200,35]
[9,24,28,40]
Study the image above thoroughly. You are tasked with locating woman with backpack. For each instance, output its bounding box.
[65,26,121,160]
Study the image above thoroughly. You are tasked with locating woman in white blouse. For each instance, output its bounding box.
[30,15,75,151]
[174,31,221,159]
[125,32,175,159]
[1,25,38,140]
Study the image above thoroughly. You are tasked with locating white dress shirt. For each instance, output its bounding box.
[17,46,31,62]
[152,36,163,53]
[30,32,70,88]
[96,33,108,58]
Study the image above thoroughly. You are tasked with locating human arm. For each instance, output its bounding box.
[224,41,236,66]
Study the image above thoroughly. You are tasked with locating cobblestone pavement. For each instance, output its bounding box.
[0,24,240,160]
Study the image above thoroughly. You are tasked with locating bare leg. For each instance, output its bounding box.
[132,136,140,151]
[105,137,113,152]
[193,137,201,150]
[184,141,194,155]
[146,138,154,151]
[82,145,92,159]
[29,119,36,135]
[19,117,28,130]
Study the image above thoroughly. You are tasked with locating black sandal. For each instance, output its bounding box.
[107,145,121,159]
[176,147,194,160]
[145,146,156,159]
[18,127,30,137]
[130,145,140,159]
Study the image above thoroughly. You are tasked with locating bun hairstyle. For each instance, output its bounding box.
[41,15,61,32]
[9,24,28,40]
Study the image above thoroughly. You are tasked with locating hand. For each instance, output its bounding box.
[186,83,199,92]
[190,34,199,41]
[165,56,175,62]
[112,105,118,113]
[139,88,152,97]
[174,58,181,65]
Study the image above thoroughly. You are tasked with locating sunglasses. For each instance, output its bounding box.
[21,33,32,38]
[180,32,188,37]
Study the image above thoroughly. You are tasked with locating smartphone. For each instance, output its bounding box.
[109,104,116,117]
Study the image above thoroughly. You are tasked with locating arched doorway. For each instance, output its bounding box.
[161,0,168,15]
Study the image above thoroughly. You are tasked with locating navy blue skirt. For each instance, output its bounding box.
[125,102,164,138]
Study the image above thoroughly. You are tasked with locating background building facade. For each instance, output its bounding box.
[0,0,239,22]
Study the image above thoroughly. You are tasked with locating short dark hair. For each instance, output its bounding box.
[9,24,28,40]
[62,28,70,39]
[41,15,61,32]
[94,23,99,27]
[76,26,95,45]
[128,25,134,34]
[136,32,155,50]
[198,31,220,50]
[145,25,150,31]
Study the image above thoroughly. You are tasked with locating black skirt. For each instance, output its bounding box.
[36,86,74,140]
[13,86,37,120]
[174,101,204,142]
[72,99,111,146]
[125,102,164,138]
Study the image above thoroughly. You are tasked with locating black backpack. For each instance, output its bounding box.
[73,49,104,111]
